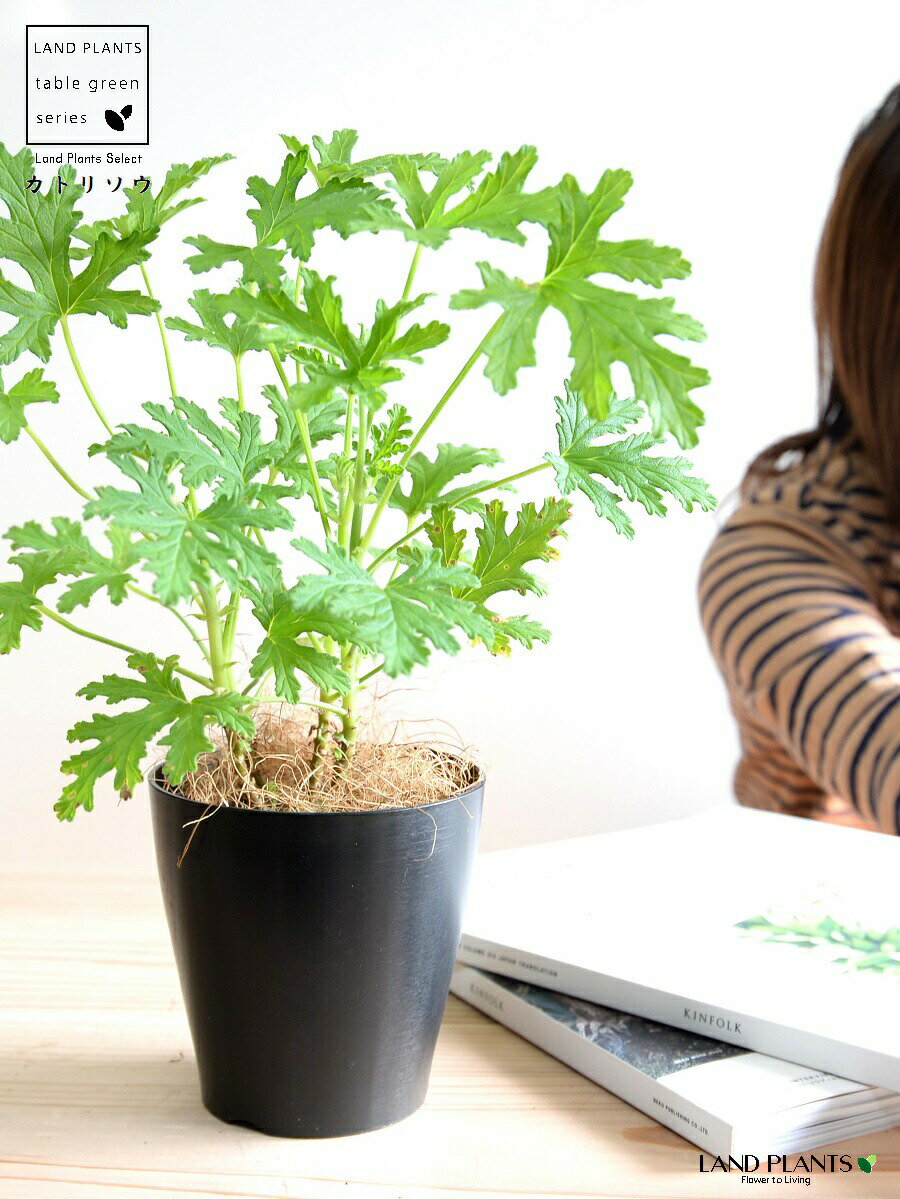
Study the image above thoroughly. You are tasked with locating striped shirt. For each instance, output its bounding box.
[700,438,900,835]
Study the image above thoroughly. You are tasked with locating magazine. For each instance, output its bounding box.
[452,965,900,1157]
[458,805,900,1090]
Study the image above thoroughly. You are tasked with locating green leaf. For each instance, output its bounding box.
[291,538,490,675]
[441,147,558,244]
[487,613,551,653]
[427,505,467,565]
[0,147,159,363]
[231,270,359,360]
[87,458,286,603]
[94,395,287,500]
[309,129,445,183]
[5,516,137,611]
[358,293,449,366]
[184,235,285,287]
[372,149,558,247]
[459,498,570,605]
[369,404,412,477]
[0,366,58,443]
[246,147,396,259]
[165,288,273,356]
[450,170,709,445]
[0,549,78,652]
[56,652,254,819]
[71,155,235,251]
[389,443,504,518]
[544,385,715,534]
[249,589,353,699]
[450,264,546,394]
[545,279,708,447]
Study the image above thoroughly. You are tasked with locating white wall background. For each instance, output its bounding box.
[1,0,897,874]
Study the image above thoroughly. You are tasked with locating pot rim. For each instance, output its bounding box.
[147,756,485,818]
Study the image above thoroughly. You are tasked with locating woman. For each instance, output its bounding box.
[701,83,900,834]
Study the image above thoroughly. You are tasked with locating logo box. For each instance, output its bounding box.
[26,25,150,146]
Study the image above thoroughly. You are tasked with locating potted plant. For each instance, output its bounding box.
[0,133,713,1137]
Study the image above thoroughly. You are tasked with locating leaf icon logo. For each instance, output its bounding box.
[104,106,133,133]
[857,1154,877,1173]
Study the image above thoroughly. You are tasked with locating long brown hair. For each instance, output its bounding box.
[745,83,900,521]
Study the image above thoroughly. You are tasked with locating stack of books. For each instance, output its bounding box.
[452,805,900,1157]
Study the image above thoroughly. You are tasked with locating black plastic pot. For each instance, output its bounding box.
[149,766,484,1138]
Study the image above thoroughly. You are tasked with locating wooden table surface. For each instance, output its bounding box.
[2,872,898,1198]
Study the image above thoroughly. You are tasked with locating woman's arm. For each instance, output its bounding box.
[700,516,900,833]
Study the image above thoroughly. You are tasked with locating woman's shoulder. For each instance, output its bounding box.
[707,436,900,620]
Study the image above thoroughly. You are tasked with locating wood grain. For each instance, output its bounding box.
[1,872,897,1197]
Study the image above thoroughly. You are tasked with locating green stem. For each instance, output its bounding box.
[140,264,178,397]
[359,313,505,553]
[37,605,214,689]
[249,694,345,714]
[401,244,423,302]
[357,661,384,685]
[126,583,212,666]
[197,585,232,691]
[268,345,330,537]
[222,588,241,671]
[369,461,551,570]
[350,405,369,552]
[60,315,115,436]
[337,394,356,550]
[24,426,92,501]
[233,354,246,412]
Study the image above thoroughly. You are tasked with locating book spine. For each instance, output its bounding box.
[451,964,734,1158]
[457,936,898,1092]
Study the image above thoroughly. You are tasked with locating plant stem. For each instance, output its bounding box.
[140,264,178,397]
[60,315,115,436]
[233,354,246,412]
[37,605,214,688]
[268,345,331,537]
[359,313,505,553]
[222,588,241,670]
[369,461,551,569]
[197,585,232,691]
[248,694,345,714]
[126,583,212,666]
[24,426,93,501]
[350,405,369,552]
[401,244,423,301]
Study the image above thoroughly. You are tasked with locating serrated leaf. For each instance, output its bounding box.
[450,171,709,445]
[427,505,466,565]
[87,458,287,603]
[291,537,489,675]
[0,146,159,363]
[486,613,551,652]
[246,147,396,259]
[165,288,273,356]
[55,652,254,819]
[0,549,79,652]
[94,395,286,498]
[309,129,446,183]
[389,443,503,518]
[369,404,412,476]
[249,589,353,699]
[0,366,58,443]
[184,235,285,287]
[441,146,558,244]
[450,264,546,394]
[458,498,570,605]
[544,385,715,532]
[5,516,137,611]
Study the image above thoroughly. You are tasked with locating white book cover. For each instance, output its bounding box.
[451,964,900,1158]
[458,805,900,1091]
